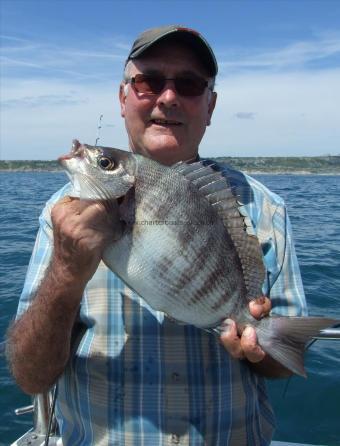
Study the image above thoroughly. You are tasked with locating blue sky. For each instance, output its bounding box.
[1,0,340,159]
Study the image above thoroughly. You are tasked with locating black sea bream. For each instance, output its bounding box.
[59,140,337,376]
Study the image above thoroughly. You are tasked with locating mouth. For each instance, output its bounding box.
[58,139,84,163]
[150,119,183,127]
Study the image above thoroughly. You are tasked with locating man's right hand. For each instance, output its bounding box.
[7,196,123,394]
[51,196,123,285]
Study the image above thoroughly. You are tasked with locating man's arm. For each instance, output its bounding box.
[7,197,122,394]
[7,261,86,394]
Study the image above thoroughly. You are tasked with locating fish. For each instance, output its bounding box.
[59,139,337,377]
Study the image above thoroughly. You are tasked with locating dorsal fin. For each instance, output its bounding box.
[172,161,265,299]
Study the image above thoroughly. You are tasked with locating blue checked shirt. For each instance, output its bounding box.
[17,164,307,446]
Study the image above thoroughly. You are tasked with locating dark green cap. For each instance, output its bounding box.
[126,25,218,76]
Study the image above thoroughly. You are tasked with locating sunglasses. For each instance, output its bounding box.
[128,73,210,97]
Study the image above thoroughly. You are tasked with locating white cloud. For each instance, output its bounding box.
[218,33,340,72]
[233,112,256,120]
[0,34,127,82]
[200,69,340,157]
[1,32,340,159]
[0,79,128,159]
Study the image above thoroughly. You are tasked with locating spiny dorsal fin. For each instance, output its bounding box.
[172,161,265,300]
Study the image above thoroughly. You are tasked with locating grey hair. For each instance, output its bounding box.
[123,60,133,82]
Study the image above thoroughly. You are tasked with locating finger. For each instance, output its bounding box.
[52,196,78,224]
[57,199,102,217]
[79,200,116,222]
[79,200,124,240]
[219,319,245,359]
[249,296,271,319]
[240,326,266,363]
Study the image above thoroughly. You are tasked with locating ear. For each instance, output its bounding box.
[119,83,127,118]
[206,91,217,126]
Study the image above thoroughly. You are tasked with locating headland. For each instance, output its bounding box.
[1,156,340,174]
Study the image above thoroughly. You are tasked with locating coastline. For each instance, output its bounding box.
[1,155,340,175]
[1,169,340,175]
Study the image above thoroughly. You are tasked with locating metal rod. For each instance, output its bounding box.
[15,405,34,416]
[44,385,58,446]
[95,114,103,146]
[312,327,340,340]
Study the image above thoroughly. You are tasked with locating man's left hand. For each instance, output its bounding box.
[219,296,271,363]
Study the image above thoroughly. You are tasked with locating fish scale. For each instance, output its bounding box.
[59,141,338,376]
[105,159,247,328]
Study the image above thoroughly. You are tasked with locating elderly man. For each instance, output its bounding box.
[8,26,306,445]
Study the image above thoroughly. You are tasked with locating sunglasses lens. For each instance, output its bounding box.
[131,75,208,96]
[175,77,207,96]
[133,75,165,94]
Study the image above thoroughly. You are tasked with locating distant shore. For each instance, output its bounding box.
[1,156,340,174]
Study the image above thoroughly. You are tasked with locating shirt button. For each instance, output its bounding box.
[171,433,180,444]
[171,372,180,382]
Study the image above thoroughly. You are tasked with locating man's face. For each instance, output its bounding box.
[119,41,217,165]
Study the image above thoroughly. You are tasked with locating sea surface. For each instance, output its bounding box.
[0,172,339,446]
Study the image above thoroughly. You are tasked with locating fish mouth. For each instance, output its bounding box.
[58,139,84,163]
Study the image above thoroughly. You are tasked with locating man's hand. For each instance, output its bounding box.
[219,296,292,378]
[220,296,271,363]
[8,196,124,394]
[51,196,123,285]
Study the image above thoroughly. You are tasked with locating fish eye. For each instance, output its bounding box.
[98,156,115,170]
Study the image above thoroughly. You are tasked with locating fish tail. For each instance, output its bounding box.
[255,316,337,377]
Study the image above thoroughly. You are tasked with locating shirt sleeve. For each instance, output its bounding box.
[264,202,307,316]
[16,185,71,318]
[243,174,307,317]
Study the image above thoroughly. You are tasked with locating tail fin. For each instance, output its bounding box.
[255,316,337,377]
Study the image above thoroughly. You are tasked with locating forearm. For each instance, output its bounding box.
[8,197,123,394]
[7,260,86,394]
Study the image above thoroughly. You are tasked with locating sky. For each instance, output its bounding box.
[1,0,340,160]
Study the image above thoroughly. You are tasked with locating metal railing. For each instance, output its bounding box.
[311,327,340,340]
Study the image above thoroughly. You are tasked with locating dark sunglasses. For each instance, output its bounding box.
[128,73,210,97]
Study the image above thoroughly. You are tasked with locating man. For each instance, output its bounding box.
[8,26,306,445]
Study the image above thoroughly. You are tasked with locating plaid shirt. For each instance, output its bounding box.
[17,164,307,446]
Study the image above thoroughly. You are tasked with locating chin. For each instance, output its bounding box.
[148,146,189,165]
[142,140,181,162]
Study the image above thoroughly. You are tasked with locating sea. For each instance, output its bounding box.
[0,172,339,446]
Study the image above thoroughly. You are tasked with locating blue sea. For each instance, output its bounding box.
[0,172,339,445]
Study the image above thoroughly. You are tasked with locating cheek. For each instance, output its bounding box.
[125,95,151,120]
[185,99,210,124]
[124,102,148,134]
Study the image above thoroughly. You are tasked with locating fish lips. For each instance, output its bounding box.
[58,139,84,164]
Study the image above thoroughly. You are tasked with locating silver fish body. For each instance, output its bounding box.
[59,141,337,376]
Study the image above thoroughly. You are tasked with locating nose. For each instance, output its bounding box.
[155,80,180,108]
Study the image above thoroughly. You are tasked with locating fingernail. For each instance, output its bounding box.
[220,318,233,333]
[243,326,254,338]
[255,296,265,305]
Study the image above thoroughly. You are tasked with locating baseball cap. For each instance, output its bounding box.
[126,25,218,76]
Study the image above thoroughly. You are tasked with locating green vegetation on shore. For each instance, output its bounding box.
[1,156,340,174]
[0,160,60,171]
[214,155,340,174]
